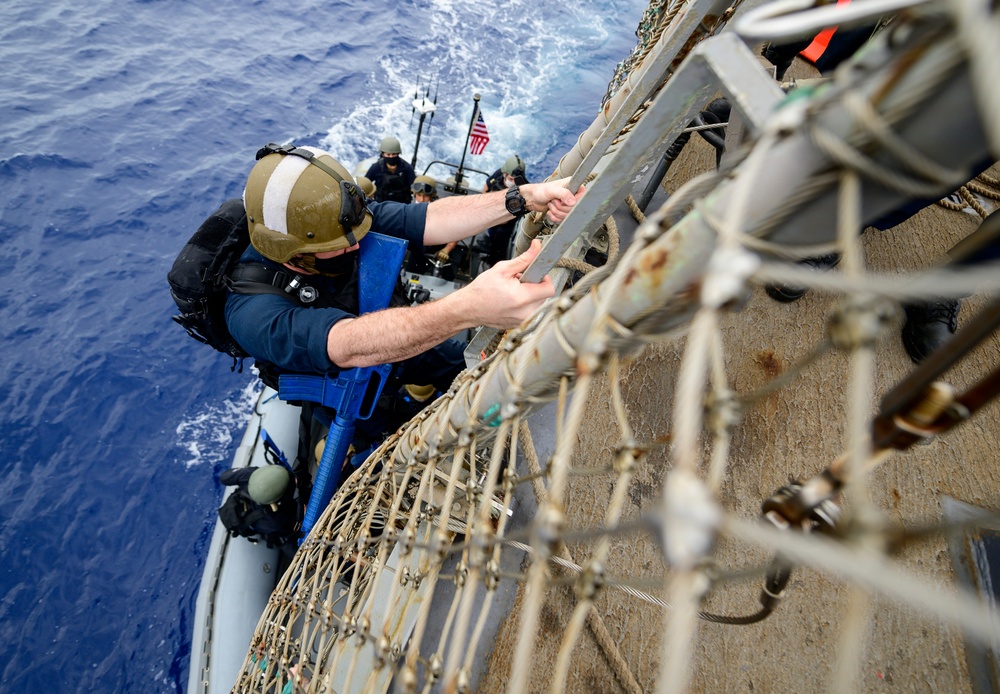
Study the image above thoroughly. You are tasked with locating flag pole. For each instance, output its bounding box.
[454,92,479,194]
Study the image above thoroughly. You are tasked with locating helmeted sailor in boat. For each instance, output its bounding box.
[481,154,531,267]
[364,136,416,204]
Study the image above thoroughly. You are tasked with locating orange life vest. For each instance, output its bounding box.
[800,0,852,63]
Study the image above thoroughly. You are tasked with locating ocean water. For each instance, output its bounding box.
[0,0,647,690]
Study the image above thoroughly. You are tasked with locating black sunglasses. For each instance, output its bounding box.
[256,143,369,239]
[411,181,435,195]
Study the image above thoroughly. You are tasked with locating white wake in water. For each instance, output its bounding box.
[175,379,262,469]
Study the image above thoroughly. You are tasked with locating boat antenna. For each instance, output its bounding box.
[411,84,437,169]
[454,93,479,193]
[430,78,439,125]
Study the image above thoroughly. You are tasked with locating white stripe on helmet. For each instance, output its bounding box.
[260,146,329,235]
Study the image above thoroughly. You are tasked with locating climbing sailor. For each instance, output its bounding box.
[225,142,578,381]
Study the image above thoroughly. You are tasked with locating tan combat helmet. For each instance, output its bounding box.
[411,175,437,199]
[357,175,377,199]
[244,143,372,262]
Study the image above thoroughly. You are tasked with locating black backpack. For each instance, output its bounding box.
[168,200,324,374]
[168,198,252,367]
[217,488,271,540]
[217,488,300,549]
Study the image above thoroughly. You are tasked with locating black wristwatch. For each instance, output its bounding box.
[505,185,529,218]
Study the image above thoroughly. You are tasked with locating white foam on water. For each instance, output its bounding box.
[175,379,262,469]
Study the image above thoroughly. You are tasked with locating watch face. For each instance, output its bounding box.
[506,187,525,215]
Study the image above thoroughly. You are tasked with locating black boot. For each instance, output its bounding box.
[694,98,730,169]
[765,252,842,303]
[901,299,960,363]
[762,40,812,80]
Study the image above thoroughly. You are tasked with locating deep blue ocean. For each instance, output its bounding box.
[0,0,646,690]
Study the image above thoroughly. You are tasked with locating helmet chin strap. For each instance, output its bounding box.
[285,254,318,274]
[286,252,356,278]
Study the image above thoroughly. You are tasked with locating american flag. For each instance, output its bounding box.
[469,108,489,155]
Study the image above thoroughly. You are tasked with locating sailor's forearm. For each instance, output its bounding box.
[422,180,581,246]
[325,294,474,369]
[423,189,512,245]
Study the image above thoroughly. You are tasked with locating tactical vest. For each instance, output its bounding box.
[374,162,412,204]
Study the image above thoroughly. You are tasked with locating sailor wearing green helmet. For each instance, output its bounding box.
[482,154,532,266]
[483,154,528,193]
[247,465,292,508]
[364,136,416,204]
[218,463,300,554]
[224,142,583,389]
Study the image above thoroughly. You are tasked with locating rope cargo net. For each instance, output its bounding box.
[235,0,1000,691]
